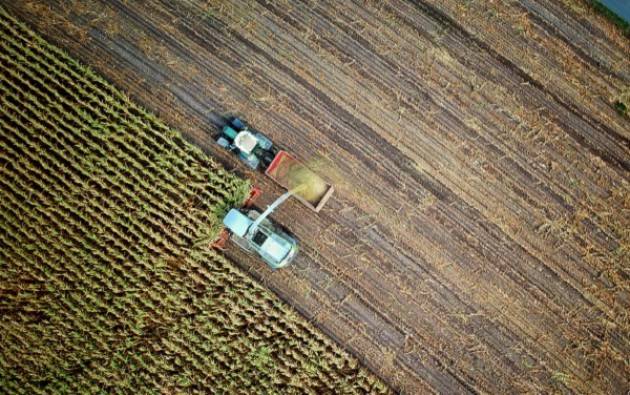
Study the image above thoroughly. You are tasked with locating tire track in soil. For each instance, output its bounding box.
[403,0,629,172]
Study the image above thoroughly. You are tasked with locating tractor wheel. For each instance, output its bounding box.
[216,136,230,148]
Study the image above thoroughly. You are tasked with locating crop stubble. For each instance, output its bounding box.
[3,0,628,393]
[0,7,390,394]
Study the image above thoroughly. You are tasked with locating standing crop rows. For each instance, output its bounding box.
[0,7,389,394]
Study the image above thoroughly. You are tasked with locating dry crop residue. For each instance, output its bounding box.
[0,7,390,394]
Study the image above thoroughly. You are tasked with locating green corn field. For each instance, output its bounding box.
[0,7,388,394]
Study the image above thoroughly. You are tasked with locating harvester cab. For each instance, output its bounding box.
[222,191,297,269]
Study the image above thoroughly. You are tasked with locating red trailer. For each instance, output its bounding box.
[265,151,334,212]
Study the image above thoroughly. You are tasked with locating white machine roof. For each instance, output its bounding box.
[261,234,291,263]
[234,131,257,154]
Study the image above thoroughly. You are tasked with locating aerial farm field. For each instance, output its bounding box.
[0,8,389,393]
[2,0,629,394]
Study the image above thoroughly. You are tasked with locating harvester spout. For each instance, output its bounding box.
[249,190,294,232]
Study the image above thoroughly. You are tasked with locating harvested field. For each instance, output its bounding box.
[0,8,390,394]
[3,0,629,393]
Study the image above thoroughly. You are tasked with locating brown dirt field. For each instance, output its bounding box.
[4,0,628,393]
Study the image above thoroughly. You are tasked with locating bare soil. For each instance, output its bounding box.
[4,0,628,393]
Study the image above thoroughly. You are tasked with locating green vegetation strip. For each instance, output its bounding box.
[0,7,389,394]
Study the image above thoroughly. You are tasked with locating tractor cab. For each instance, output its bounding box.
[216,117,277,170]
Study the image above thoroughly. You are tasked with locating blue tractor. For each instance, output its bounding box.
[216,117,278,170]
